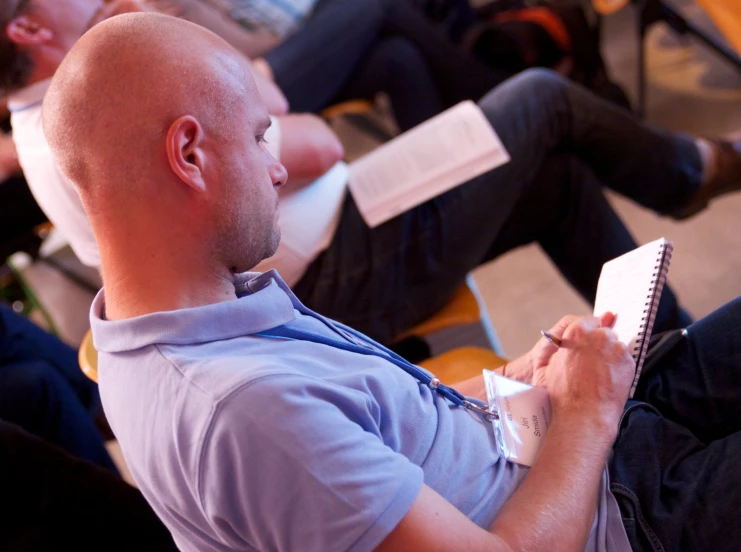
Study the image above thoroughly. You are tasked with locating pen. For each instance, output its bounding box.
[541,330,562,347]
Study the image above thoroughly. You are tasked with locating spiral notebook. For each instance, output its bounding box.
[593,238,674,397]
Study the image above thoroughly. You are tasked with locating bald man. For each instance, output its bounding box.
[44,13,741,552]
[8,0,741,346]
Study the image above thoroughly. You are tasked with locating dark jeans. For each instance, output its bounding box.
[266,0,506,129]
[0,174,48,259]
[294,69,700,344]
[610,297,741,551]
[0,305,116,471]
[0,421,177,551]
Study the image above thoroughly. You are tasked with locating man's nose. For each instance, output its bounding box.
[270,159,288,189]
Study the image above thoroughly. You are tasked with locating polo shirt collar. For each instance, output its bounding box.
[91,270,298,353]
[8,78,52,113]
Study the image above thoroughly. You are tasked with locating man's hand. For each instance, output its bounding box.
[503,314,584,384]
[534,315,635,436]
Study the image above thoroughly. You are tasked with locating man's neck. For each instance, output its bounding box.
[100,246,238,321]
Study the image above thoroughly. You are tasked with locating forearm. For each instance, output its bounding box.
[279,114,344,184]
[490,420,615,552]
[170,0,280,58]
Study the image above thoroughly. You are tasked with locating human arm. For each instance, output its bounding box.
[277,114,344,188]
[453,314,588,400]
[0,134,20,181]
[378,315,635,552]
[147,0,281,58]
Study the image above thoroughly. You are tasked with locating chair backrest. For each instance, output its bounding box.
[79,329,99,383]
[591,0,629,16]
[697,0,741,57]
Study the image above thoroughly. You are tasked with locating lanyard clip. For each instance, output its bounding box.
[462,400,499,422]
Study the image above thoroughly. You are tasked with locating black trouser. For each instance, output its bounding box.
[266,0,507,130]
[0,174,47,259]
[0,421,177,551]
[294,70,697,344]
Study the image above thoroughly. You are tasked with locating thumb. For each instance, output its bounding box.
[598,311,616,329]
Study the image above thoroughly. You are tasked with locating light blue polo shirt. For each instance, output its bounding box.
[92,270,630,552]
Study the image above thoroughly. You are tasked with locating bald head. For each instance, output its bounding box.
[44,13,249,195]
[43,12,286,281]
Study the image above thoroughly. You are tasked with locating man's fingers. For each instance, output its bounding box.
[548,315,581,337]
[598,311,616,329]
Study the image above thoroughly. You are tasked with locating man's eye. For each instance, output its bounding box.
[257,135,269,145]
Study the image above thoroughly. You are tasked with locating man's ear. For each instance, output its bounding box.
[166,115,208,193]
[6,15,53,46]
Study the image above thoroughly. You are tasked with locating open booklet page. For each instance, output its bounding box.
[348,100,511,228]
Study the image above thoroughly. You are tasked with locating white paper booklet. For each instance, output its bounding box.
[593,238,674,397]
[348,101,511,228]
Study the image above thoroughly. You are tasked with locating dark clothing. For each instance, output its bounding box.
[611,297,741,551]
[266,0,506,130]
[0,174,47,260]
[0,305,115,471]
[0,420,177,551]
[294,69,698,344]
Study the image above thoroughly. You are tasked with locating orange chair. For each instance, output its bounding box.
[419,346,507,386]
[320,99,395,143]
[593,0,741,115]
[79,329,98,383]
[697,0,741,57]
[397,274,505,357]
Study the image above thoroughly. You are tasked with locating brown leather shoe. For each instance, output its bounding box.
[671,139,741,220]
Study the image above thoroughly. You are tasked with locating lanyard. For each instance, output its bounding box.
[255,315,498,422]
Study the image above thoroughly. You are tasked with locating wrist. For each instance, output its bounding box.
[552,407,619,446]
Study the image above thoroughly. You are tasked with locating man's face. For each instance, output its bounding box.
[208,55,287,273]
[19,0,104,52]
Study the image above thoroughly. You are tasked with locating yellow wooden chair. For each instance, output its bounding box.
[591,0,629,16]
[79,329,98,383]
[419,346,507,385]
[320,99,396,142]
[397,274,505,357]
[697,0,741,57]
[592,0,741,115]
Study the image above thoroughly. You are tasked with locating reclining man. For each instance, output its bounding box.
[6,2,741,344]
[44,14,741,551]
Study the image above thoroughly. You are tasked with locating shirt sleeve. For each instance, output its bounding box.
[197,372,424,552]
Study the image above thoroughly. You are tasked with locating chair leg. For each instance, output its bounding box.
[637,0,649,118]
[634,0,741,117]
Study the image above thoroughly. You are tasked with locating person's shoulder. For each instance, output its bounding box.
[154,339,316,404]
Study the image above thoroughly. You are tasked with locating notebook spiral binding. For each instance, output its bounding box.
[630,242,674,395]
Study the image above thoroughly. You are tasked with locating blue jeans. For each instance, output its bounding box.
[0,305,116,471]
[294,69,700,344]
[610,297,741,551]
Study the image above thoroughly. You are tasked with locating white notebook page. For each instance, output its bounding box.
[593,238,670,354]
[348,101,510,227]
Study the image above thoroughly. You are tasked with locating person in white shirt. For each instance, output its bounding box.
[4,2,741,344]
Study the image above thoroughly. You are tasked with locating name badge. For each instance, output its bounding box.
[483,370,552,467]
